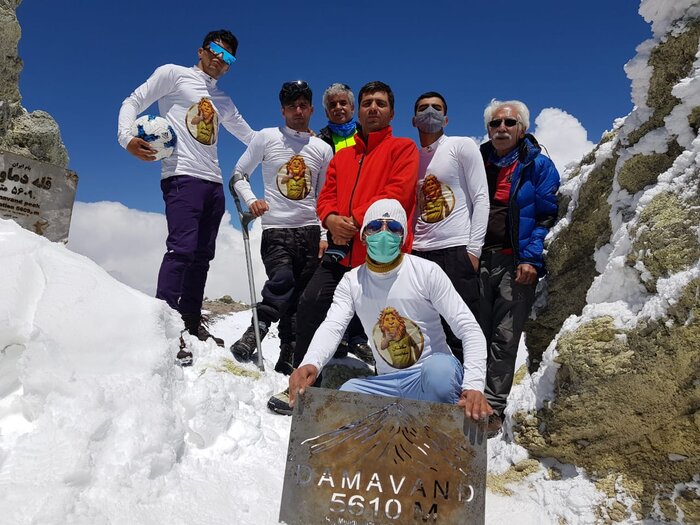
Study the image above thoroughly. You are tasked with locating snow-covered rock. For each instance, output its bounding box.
[518,2,700,522]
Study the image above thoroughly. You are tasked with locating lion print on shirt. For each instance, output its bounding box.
[277,155,312,200]
[419,174,455,223]
[186,98,218,145]
[372,307,424,369]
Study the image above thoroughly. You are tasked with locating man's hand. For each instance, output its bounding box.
[457,390,493,421]
[325,214,357,245]
[515,263,538,285]
[318,240,328,259]
[288,365,319,407]
[467,253,480,272]
[248,199,269,217]
[126,137,157,161]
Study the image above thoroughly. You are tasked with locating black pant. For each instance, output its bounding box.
[257,226,320,344]
[412,245,481,362]
[479,250,536,417]
[294,260,350,367]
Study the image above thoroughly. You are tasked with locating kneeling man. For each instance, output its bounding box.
[288,199,492,420]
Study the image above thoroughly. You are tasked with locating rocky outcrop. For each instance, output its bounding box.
[515,2,700,522]
[0,0,68,167]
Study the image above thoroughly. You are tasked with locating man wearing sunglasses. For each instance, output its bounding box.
[268,81,419,415]
[478,100,559,435]
[287,199,491,423]
[118,30,255,363]
[411,91,489,362]
[229,81,333,375]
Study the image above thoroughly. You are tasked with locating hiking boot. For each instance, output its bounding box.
[486,413,503,438]
[274,342,295,376]
[267,388,293,416]
[231,321,268,361]
[176,348,193,367]
[333,340,349,359]
[350,342,375,365]
[182,314,224,347]
[176,334,193,366]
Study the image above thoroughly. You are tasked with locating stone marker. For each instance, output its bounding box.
[0,149,78,242]
[280,387,486,525]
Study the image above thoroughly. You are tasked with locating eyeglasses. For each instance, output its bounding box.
[207,42,236,65]
[282,80,309,90]
[488,118,519,129]
[364,219,404,237]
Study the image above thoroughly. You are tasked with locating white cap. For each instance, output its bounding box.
[361,199,408,246]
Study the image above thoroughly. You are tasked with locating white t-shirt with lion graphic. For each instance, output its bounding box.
[301,254,486,392]
[118,64,256,182]
[412,135,489,257]
[232,126,333,231]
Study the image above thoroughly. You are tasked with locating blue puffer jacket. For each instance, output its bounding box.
[480,134,560,275]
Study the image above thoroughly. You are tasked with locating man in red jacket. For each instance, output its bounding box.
[268,81,419,415]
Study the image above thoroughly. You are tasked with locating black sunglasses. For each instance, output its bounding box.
[488,118,519,129]
[282,80,309,90]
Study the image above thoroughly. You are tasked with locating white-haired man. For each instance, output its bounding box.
[288,198,491,421]
[317,83,359,154]
[479,99,559,434]
[316,83,373,364]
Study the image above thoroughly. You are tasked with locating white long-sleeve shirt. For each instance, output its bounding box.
[117,64,255,182]
[412,135,489,257]
[300,254,487,392]
[233,127,333,231]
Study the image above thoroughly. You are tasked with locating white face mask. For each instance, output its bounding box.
[414,106,446,134]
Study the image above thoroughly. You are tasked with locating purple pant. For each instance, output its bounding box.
[156,175,225,316]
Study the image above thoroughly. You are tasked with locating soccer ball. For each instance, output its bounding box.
[131,115,177,160]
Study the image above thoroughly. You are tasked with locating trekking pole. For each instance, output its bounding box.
[229,175,264,371]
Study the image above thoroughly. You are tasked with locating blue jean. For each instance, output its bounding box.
[156,175,225,315]
[339,353,464,404]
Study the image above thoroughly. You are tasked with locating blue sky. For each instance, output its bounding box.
[17,1,651,216]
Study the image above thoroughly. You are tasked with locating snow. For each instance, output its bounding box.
[640,0,700,37]
[1,218,618,524]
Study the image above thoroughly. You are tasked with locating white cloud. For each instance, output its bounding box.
[67,201,266,304]
[533,108,595,173]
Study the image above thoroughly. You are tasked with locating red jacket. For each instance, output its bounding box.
[317,126,419,268]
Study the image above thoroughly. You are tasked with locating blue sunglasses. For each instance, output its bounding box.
[364,219,404,237]
[207,42,236,65]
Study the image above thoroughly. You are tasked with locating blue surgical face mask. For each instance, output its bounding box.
[365,230,402,263]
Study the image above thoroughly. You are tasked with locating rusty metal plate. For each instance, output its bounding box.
[280,387,486,525]
[0,150,78,242]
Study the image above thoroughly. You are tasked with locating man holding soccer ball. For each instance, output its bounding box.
[117,29,256,363]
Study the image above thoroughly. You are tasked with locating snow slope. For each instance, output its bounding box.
[0,218,619,524]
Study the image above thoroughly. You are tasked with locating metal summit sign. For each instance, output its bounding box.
[280,388,487,525]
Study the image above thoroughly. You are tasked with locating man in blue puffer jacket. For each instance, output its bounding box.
[478,99,559,435]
